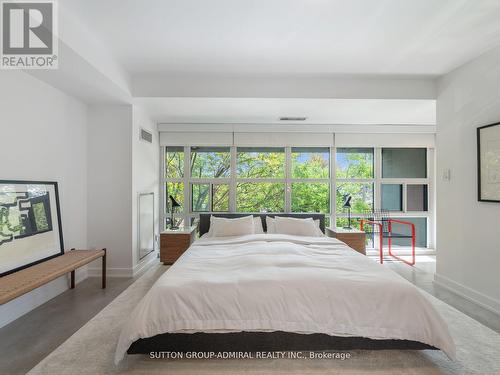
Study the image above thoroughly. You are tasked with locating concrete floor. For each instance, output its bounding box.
[0,275,137,375]
[1,256,500,375]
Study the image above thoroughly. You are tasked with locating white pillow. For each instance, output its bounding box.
[266,216,323,236]
[209,215,255,237]
[274,216,321,237]
[254,217,264,234]
[266,216,276,234]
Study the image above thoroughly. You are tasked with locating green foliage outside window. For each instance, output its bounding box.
[236,183,285,212]
[191,147,230,178]
[237,148,285,178]
[165,147,184,178]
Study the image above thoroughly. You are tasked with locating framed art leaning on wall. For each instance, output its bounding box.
[477,122,500,202]
[0,180,64,276]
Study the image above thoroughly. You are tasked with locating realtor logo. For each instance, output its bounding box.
[1,0,58,69]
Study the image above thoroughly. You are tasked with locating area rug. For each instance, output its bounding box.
[28,264,500,375]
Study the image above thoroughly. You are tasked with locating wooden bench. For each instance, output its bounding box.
[0,248,106,305]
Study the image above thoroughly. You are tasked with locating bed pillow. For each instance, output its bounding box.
[274,216,321,237]
[266,216,276,234]
[254,217,265,234]
[266,217,323,236]
[209,215,255,237]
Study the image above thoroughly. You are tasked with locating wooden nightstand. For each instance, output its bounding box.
[160,226,196,265]
[326,227,366,255]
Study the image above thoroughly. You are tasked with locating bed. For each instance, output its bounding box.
[115,214,455,363]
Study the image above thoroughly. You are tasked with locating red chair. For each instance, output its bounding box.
[360,210,416,266]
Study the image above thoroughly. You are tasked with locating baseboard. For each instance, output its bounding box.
[133,251,159,278]
[434,273,500,317]
[87,252,159,279]
[87,267,133,278]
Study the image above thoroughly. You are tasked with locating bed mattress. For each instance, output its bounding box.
[115,234,455,363]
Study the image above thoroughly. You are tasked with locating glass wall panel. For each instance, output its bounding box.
[382,148,427,178]
[190,147,230,178]
[166,182,184,211]
[191,183,210,212]
[336,182,374,213]
[212,184,229,212]
[381,184,403,211]
[165,146,184,178]
[236,183,285,212]
[237,147,285,178]
[407,184,428,211]
[291,147,329,178]
[291,183,329,213]
[389,217,427,247]
[336,148,374,179]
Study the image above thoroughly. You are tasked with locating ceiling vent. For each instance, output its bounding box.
[279,117,307,121]
[140,128,153,143]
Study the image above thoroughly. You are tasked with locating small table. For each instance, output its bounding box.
[160,226,196,265]
[326,227,366,255]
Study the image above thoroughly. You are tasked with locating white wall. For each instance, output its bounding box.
[131,106,160,274]
[86,105,134,277]
[0,71,88,327]
[436,45,500,314]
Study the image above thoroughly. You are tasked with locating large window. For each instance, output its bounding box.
[291,147,330,214]
[162,145,433,248]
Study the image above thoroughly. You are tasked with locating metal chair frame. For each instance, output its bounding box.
[360,210,416,266]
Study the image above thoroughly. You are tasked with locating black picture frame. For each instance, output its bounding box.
[477,122,500,203]
[0,180,64,277]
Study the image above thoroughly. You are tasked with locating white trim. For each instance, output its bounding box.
[158,124,436,134]
[87,267,133,278]
[434,273,500,318]
[133,253,159,278]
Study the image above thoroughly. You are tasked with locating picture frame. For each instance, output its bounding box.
[477,122,500,202]
[0,180,64,276]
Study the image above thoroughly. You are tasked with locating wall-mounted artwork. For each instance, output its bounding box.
[478,123,500,202]
[0,180,64,276]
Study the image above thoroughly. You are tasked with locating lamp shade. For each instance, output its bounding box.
[169,195,181,208]
[342,195,352,208]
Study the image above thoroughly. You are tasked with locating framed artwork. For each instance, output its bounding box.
[477,123,500,202]
[0,180,64,276]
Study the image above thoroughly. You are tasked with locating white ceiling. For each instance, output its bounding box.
[63,0,500,76]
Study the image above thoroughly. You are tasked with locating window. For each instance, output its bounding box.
[336,148,374,179]
[336,182,374,213]
[291,147,330,214]
[291,147,329,178]
[292,183,330,213]
[381,184,403,211]
[382,148,427,178]
[191,147,230,178]
[237,147,285,178]
[166,182,184,212]
[389,217,427,247]
[191,183,230,212]
[407,184,428,211]
[236,183,285,212]
[191,183,210,211]
[165,147,184,178]
[163,145,433,248]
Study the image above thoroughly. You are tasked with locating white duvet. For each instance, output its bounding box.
[115,234,455,363]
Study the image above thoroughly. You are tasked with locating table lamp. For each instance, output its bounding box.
[169,195,181,229]
[342,194,352,229]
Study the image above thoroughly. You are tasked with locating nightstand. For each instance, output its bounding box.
[160,226,196,265]
[326,227,366,255]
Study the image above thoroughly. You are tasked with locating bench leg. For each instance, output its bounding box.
[70,270,75,289]
[102,248,107,289]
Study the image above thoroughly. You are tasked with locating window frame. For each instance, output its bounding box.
[161,145,434,248]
